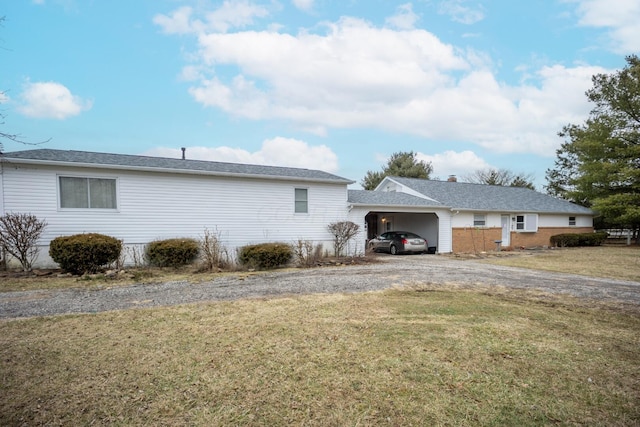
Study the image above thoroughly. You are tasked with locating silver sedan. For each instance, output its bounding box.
[368,231,428,255]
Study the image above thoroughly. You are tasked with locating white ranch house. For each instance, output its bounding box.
[0,149,594,268]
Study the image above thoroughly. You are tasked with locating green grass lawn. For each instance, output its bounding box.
[1,287,639,426]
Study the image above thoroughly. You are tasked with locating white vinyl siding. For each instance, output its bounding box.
[59,176,117,209]
[1,164,350,266]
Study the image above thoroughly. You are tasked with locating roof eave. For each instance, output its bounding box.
[348,202,449,209]
[1,157,354,185]
[450,207,594,215]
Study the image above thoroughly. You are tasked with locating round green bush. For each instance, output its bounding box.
[49,233,122,275]
[145,238,199,268]
[238,242,293,270]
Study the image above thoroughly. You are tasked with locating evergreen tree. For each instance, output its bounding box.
[545,55,640,242]
[361,151,433,190]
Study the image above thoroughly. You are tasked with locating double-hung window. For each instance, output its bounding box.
[473,214,486,227]
[59,176,117,209]
[515,214,538,232]
[294,188,308,213]
[569,216,576,226]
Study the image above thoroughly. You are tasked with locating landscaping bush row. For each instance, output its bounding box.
[550,232,608,247]
[4,216,356,273]
[48,233,303,274]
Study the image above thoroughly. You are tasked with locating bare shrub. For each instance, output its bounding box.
[292,239,323,267]
[109,245,126,271]
[0,212,47,271]
[327,221,360,257]
[125,245,147,268]
[200,228,231,271]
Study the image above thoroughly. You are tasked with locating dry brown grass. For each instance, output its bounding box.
[1,288,639,426]
[0,268,248,293]
[480,246,640,282]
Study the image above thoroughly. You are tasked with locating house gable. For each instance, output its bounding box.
[375,177,440,203]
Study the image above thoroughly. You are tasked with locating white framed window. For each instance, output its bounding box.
[294,188,308,213]
[569,216,576,226]
[59,176,117,209]
[515,214,538,232]
[473,214,486,227]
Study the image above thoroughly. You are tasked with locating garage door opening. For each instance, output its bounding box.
[365,211,439,253]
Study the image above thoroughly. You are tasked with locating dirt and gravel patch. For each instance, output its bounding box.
[1,254,639,319]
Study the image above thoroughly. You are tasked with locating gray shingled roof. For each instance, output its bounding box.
[1,149,353,184]
[388,176,593,214]
[348,190,445,207]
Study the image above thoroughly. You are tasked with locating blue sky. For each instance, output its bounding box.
[1,1,638,189]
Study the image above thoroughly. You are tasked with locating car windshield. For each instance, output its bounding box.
[403,233,421,239]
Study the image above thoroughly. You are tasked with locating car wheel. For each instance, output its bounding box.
[390,245,398,255]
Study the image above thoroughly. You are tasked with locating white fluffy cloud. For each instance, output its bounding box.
[417,150,493,179]
[292,0,314,12]
[386,3,420,30]
[572,0,640,53]
[155,4,610,157]
[153,1,269,34]
[143,137,339,172]
[438,0,485,25]
[17,81,92,119]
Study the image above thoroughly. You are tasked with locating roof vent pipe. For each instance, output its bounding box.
[447,175,457,182]
[181,147,186,160]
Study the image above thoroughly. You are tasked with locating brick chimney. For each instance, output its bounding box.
[447,175,457,182]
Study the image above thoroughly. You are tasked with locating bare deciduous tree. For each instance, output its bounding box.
[463,168,535,190]
[327,221,360,257]
[0,212,47,271]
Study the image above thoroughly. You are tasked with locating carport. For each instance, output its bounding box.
[348,190,453,254]
[365,211,439,251]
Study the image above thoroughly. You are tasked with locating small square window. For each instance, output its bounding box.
[473,214,486,227]
[569,216,576,226]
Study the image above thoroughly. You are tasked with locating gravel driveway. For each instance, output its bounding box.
[1,255,639,319]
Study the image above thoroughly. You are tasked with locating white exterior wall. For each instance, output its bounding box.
[539,214,593,228]
[1,163,350,267]
[450,212,501,228]
[451,212,593,229]
[435,210,452,253]
[347,206,371,256]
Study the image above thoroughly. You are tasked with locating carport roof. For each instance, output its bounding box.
[348,190,446,208]
[386,176,594,214]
